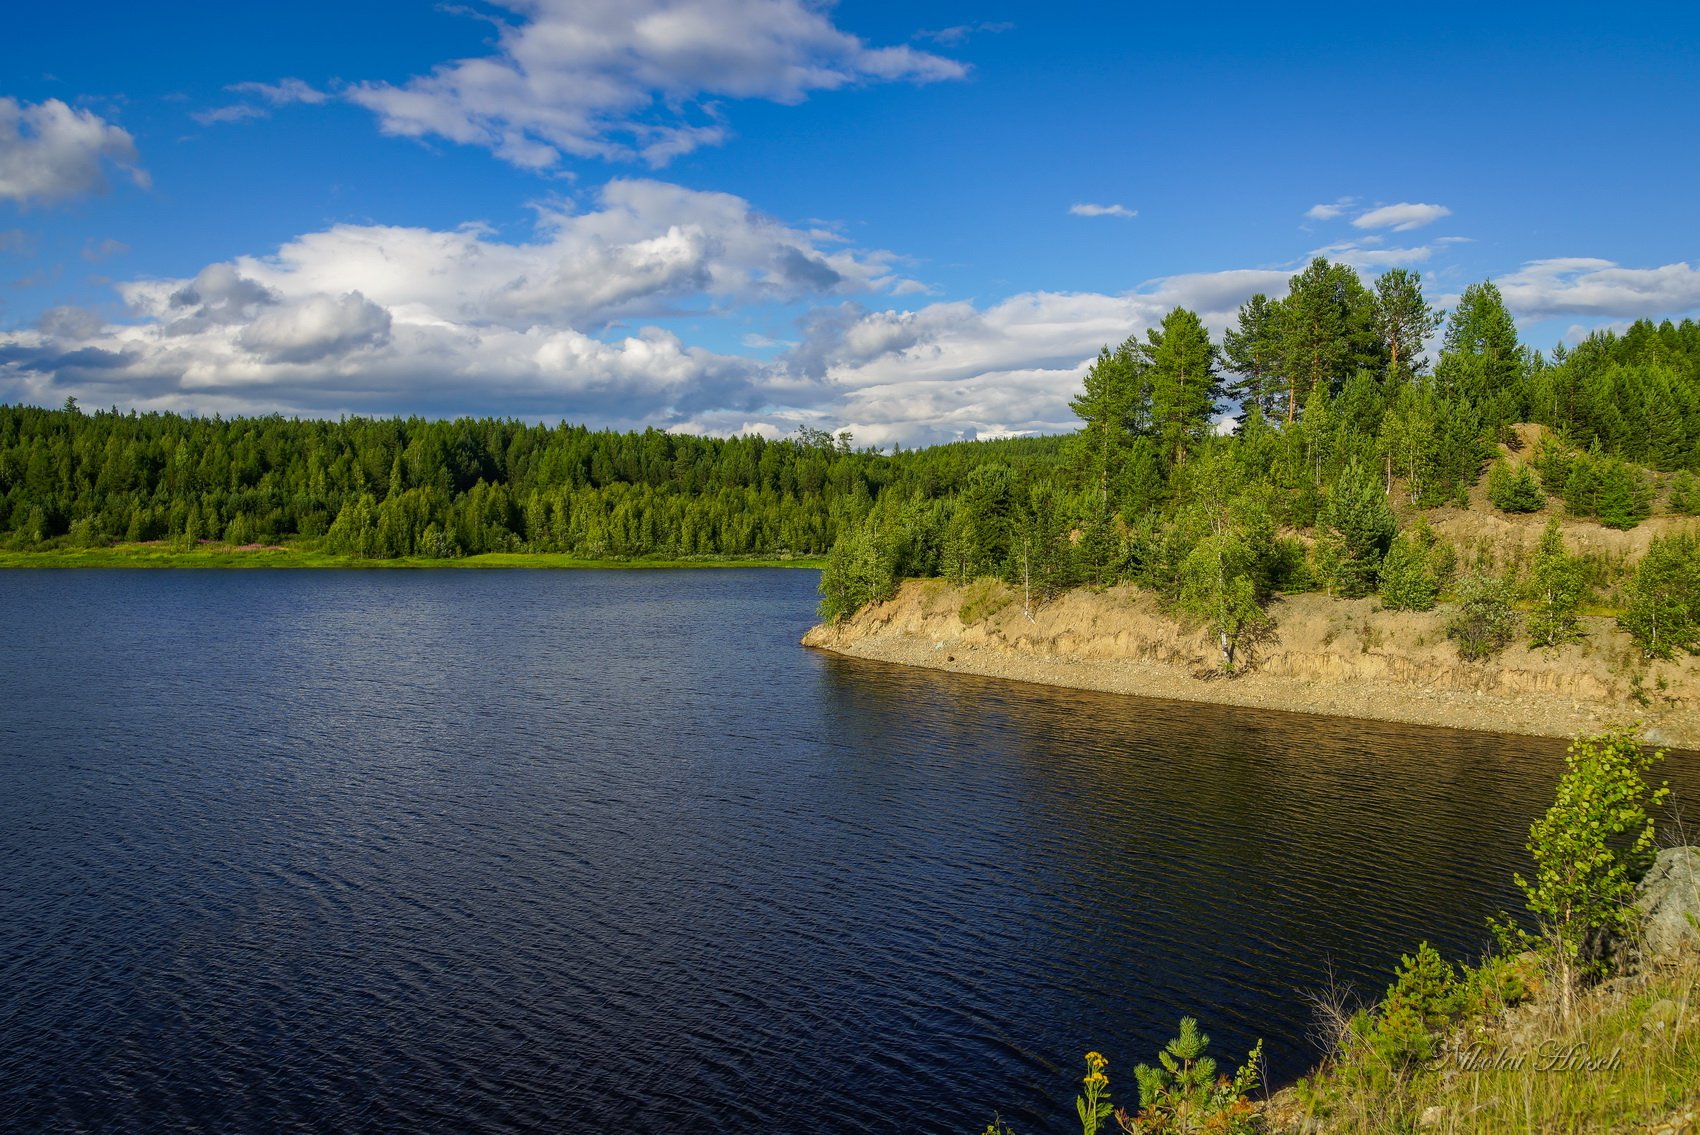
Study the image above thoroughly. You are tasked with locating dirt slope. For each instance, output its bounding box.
[804,579,1700,750]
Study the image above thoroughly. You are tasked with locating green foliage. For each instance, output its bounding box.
[1486,458,1546,512]
[1378,517,1452,611]
[1562,450,1654,529]
[1366,944,1461,1069]
[1670,470,1700,515]
[816,522,897,624]
[1619,530,1700,659]
[1446,572,1518,660]
[1509,727,1669,1010]
[1317,461,1395,597]
[1126,1018,1261,1135]
[1526,518,1587,649]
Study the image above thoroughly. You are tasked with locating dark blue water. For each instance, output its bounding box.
[2,569,1694,1134]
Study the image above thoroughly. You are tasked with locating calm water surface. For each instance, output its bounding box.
[2,569,1695,1134]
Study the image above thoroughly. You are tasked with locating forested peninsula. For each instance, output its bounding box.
[805,260,1700,743]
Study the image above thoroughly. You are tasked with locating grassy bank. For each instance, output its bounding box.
[0,542,825,570]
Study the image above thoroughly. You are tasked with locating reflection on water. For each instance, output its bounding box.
[0,568,1694,1134]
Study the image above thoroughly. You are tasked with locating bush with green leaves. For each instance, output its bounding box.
[1526,518,1587,649]
[1486,458,1546,512]
[1564,452,1654,529]
[1446,572,1518,660]
[1503,727,1668,1017]
[1619,530,1700,659]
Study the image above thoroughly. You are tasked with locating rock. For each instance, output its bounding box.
[1419,1104,1445,1128]
[1636,847,1700,960]
[1642,998,1680,1032]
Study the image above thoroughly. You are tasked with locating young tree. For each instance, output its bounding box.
[1069,338,1148,510]
[1527,518,1586,649]
[1318,461,1396,597]
[1510,728,1668,1018]
[1486,458,1546,512]
[1378,522,1444,611]
[1619,530,1700,659]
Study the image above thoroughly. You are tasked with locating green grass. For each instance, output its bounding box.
[0,542,825,570]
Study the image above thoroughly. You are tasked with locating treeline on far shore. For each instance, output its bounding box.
[0,404,1061,560]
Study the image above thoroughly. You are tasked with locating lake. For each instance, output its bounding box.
[2,568,1693,1133]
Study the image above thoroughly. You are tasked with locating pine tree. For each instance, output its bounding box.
[1318,460,1395,597]
[1372,268,1443,382]
[1222,293,1283,421]
[1144,307,1222,470]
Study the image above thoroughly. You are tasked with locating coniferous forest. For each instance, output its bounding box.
[4,257,1700,658]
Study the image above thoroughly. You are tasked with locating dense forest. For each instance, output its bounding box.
[0,402,1070,559]
[3,255,1699,657]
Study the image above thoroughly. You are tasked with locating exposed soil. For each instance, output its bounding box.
[803,578,1700,751]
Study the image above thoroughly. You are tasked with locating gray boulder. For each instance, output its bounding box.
[1635,846,1700,960]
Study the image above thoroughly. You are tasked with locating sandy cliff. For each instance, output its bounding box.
[803,579,1700,749]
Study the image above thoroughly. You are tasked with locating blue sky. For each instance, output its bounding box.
[3,1,1697,445]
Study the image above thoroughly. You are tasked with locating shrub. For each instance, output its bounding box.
[1671,470,1700,516]
[1378,517,1452,612]
[1125,1018,1262,1135]
[1446,572,1517,660]
[1487,458,1546,512]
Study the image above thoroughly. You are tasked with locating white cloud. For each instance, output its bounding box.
[779,269,1291,446]
[1304,197,1356,221]
[1310,241,1434,270]
[0,97,147,206]
[1497,258,1700,321]
[1352,202,1451,232]
[347,0,967,167]
[195,78,330,125]
[0,178,918,428]
[229,79,330,106]
[1069,202,1137,219]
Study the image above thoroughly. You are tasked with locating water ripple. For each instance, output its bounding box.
[2,568,1696,1134]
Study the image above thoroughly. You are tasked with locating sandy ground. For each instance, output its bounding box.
[804,580,1700,751]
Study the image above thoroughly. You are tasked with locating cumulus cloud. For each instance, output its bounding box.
[1352,202,1451,232]
[1497,258,1700,321]
[347,0,967,167]
[779,268,1292,447]
[1069,202,1137,219]
[0,178,919,427]
[0,97,147,206]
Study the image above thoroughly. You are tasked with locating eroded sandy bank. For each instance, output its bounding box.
[802,580,1700,750]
